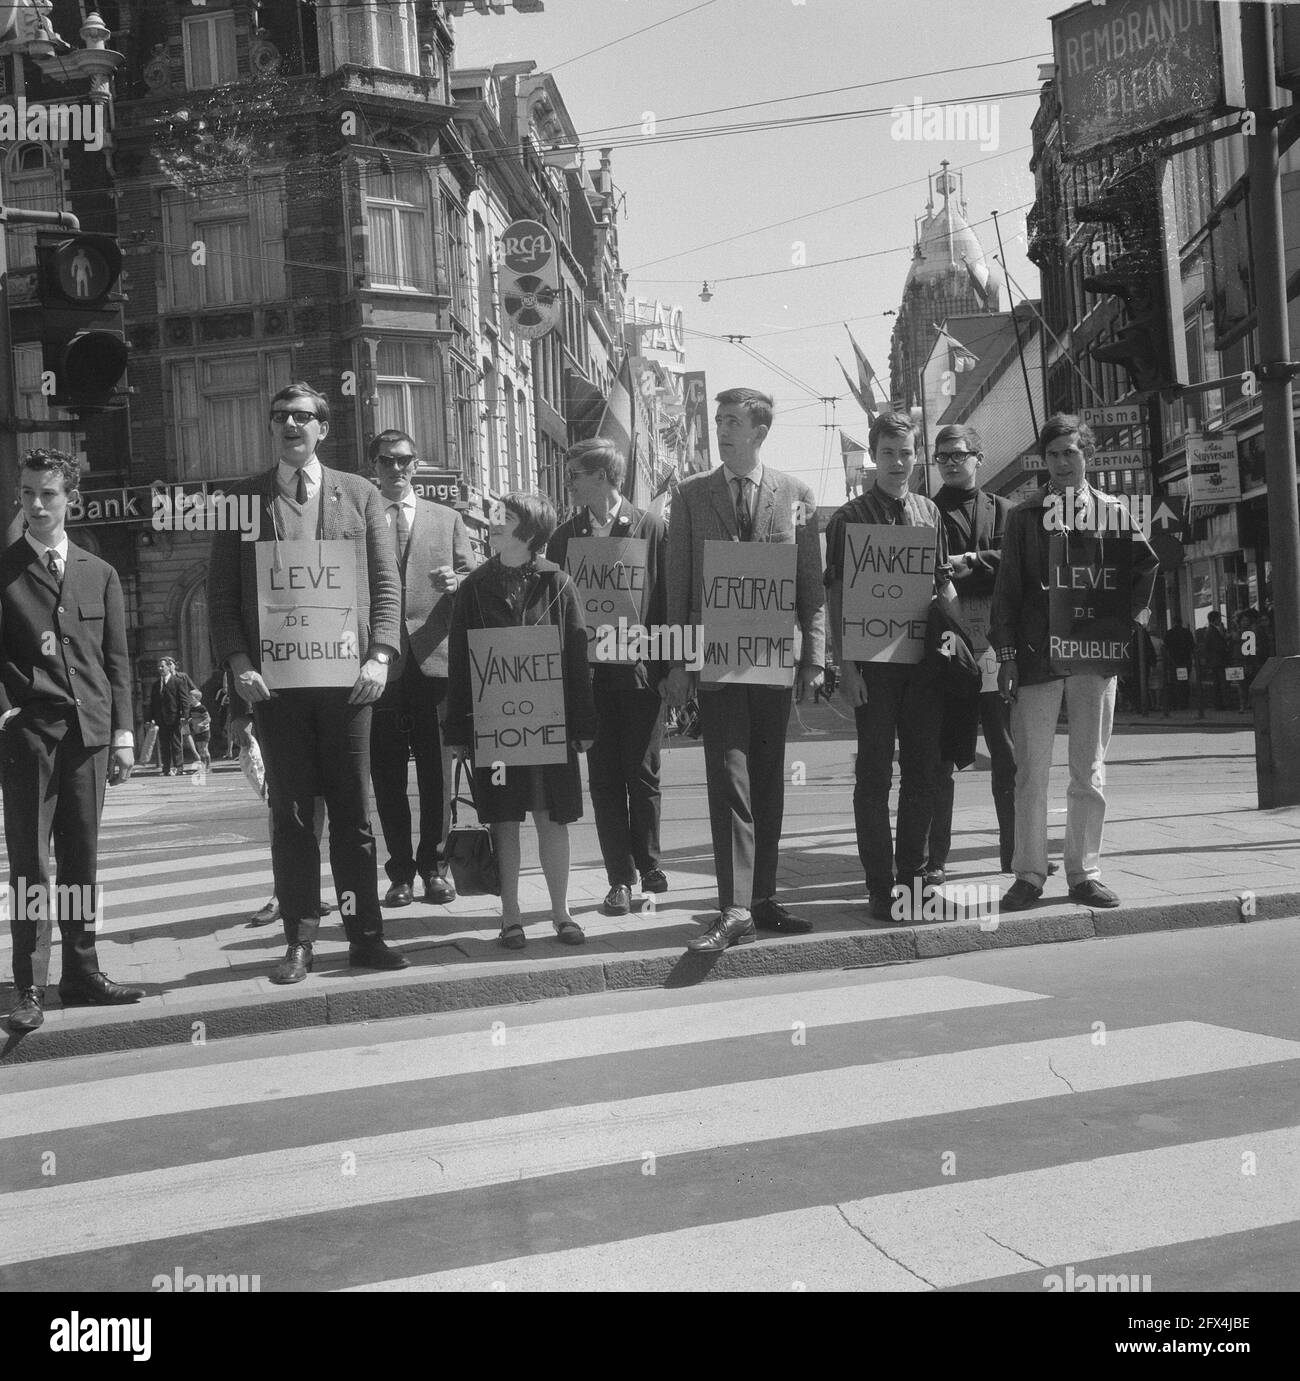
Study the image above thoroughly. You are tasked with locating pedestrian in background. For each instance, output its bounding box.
[148,657,196,775]
[1164,617,1195,710]
[1198,610,1230,710]
[187,691,212,771]
[444,492,596,950]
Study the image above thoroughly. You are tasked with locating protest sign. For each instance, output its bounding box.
[256,540,361,689]
[840,524,934,664]
[564,536,649,663]
[467,624,568,765]
[700,541,797,687]
[1047,533,1135,677]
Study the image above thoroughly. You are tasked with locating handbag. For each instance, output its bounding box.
[445,756,501,896]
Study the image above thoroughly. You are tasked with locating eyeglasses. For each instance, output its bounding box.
[377,453,417,466]
[269,409,320,425]
[936,450,977,462]
[565,469,594,483]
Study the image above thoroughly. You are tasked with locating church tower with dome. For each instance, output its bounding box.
[888,161,1003,411]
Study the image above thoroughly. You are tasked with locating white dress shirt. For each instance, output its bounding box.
[588,495,623,538]
[276,457,322,502]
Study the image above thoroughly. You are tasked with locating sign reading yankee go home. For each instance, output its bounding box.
[1052,0,1240,158]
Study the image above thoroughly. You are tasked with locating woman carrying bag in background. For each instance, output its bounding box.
[444,492,596,950]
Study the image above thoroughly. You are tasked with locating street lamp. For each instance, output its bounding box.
[699,281,713,303]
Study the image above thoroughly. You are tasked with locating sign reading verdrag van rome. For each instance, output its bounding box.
[1052,0,1242,158]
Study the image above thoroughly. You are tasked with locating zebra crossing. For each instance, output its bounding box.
[2,961,1298,1292]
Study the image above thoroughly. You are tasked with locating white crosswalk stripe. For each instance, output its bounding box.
[2,936,1299,1292]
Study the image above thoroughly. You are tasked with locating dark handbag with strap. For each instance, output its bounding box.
[445,756,501,896]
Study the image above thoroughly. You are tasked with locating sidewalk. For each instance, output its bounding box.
[2,706,1297,1064]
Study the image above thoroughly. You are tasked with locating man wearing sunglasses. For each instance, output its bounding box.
[368,429,475,910]
[925,424,1016,881]
[208,383,403,985]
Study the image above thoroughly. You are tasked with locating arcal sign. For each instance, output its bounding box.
[1052,0,1243,158]
[500,219,557,282]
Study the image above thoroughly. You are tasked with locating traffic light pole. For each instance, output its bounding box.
[1242,3,1300,807]
[0,203,81,541]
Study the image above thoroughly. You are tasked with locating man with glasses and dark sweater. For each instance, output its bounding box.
[925,423,1016,881]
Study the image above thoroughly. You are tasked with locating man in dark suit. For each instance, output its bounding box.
[367,429,475,908]
[1,449,144,1033]
[547,437,669,915]
[665,388,825,951]
[147,656,196,775]
[208,382,404,985]
[926,423,1017,878]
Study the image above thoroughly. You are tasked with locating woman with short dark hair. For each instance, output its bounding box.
[444,492,597,948]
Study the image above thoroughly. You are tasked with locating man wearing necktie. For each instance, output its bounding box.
[147,656,197,776]
[0,450,142,1032]
[665,388,826,951]
[208,383,404,985]
[368,430,475,908]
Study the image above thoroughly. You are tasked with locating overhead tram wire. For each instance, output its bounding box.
[549,0,724,72]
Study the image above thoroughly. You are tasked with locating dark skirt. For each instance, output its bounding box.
[471,749,584,825]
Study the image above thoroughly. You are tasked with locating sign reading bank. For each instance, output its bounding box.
[1052,0,1243,158]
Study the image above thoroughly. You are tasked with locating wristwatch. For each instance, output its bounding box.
[371,650,393,665]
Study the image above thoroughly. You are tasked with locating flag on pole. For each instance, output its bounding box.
[844,325,882,412]
[933,326,979,375]
[961,254,1003,311]
[837,357,876,421]
[598,354,638,499]
[840,429,871,497]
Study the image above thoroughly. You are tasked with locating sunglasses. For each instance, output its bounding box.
[269,409,320,425]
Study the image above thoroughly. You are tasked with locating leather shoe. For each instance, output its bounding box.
[318,899,335,917]
[58,972,145,1006]
[383,881,414,907]
[270,943,313,985]
[422,871,456,904]
[249,898,280,926]
[7,987,44,1032]
[867,890,895,923]
[1068,879,1120,908]
[686,907,756,952]
[349,938,410,971]
[1002,879,1044,911]
[602,884,632,915]
[640,868,669,894]
[752,898,813,934]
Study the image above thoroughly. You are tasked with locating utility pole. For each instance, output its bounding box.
[1243,2,1300,807]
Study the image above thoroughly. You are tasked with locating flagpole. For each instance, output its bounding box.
[992,210,1040,439]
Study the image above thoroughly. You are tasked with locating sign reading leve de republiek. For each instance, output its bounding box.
[1052,0,1241,158]
[840,524,935,665]
[1047,534,1136,677]
[256,541,361,689]
[700,541,797,687]
[564,537,649,664]
[467,624,568,766]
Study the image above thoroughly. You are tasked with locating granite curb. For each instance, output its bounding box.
[4,887,1296,1067]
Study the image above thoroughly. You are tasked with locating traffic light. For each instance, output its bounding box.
[35,231,129,409]
[1077,166,1180,395]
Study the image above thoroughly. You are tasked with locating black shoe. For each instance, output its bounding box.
[349,938,410,971]
[686,907,756,953]
[383,882,414,907]
[1001,879,1044,911]
[270,944,313,984]
[867,889,896,923]
[922,867,946,888]
[249,898,280,927]
[7,987,44,1033]
[640,868,669,894]
[752,898,813,934]
[58,972,145,1006]
[602,884,632,915]
[318,900,335,917]
[1068,879,1120,908]
[422,870,456,905]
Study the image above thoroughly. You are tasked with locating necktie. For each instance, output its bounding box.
[46,549,62,582]
[295,469,308,505]
[734,477,753,542]
[392,503,411,564]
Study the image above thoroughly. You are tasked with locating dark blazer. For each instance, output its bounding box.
[989,486,1159,686]
[208,464,402,671]
[0,537,133,747]
[924,600,981,770]
[546,498,669,690]
[398,497,476,678]
[149,671,196,725]
[938,488,1012,600]
[666,464,826,671]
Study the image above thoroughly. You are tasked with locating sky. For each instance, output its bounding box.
[455,0,1081,505]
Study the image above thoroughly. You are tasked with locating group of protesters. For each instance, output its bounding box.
[2,380,1171,1030]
